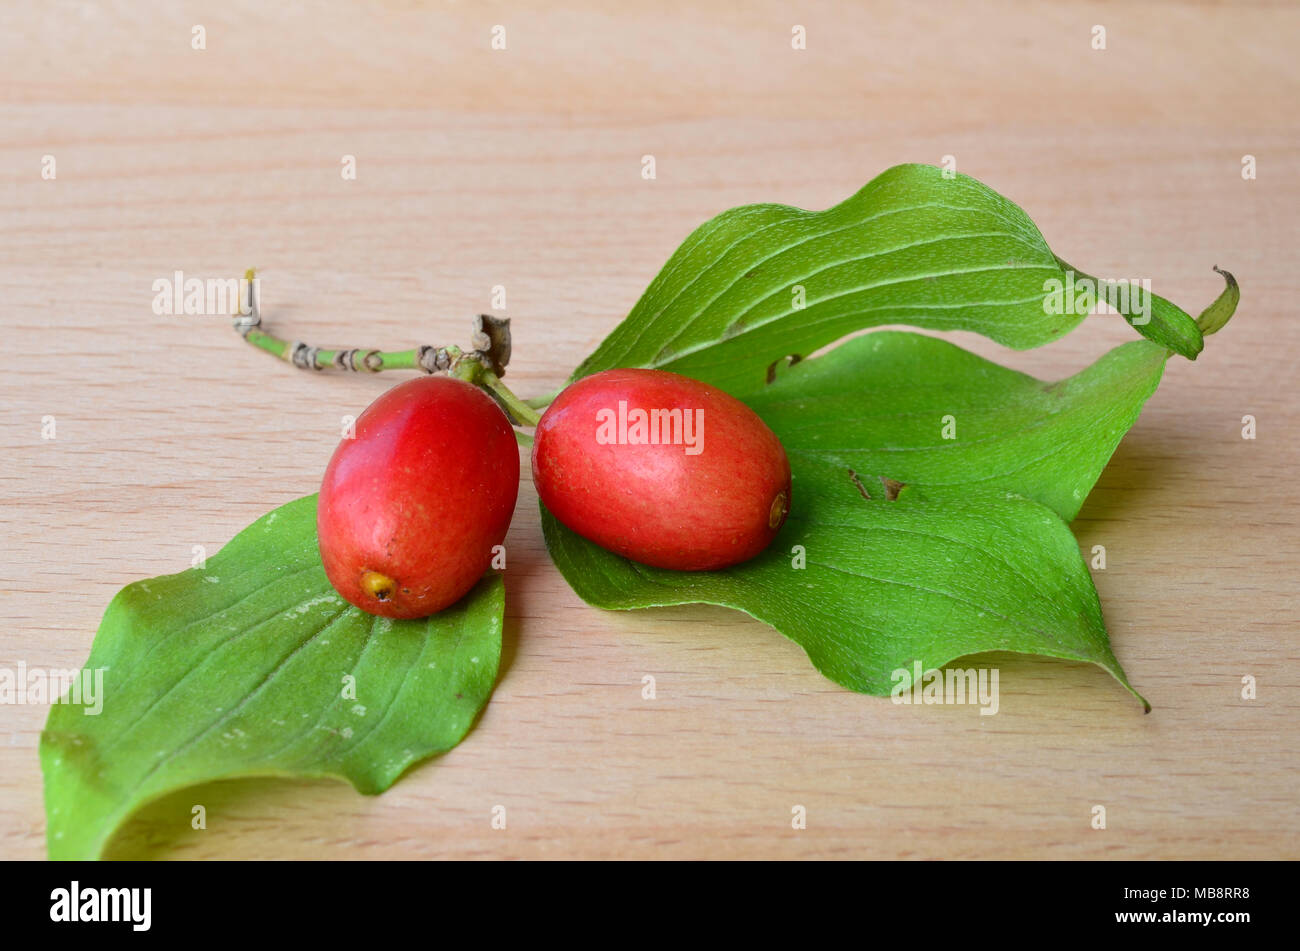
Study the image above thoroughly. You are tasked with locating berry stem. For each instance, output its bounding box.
[233,268,543,427]
[478,369,542,427]
[524,388,562,411]
[446,357,541,426]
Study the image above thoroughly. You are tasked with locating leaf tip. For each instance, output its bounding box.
[1194,265,1240,338]
[1211,264,1238,291]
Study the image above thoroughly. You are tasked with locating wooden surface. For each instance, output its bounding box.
[2,1,1297,860]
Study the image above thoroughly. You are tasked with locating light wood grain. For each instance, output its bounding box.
[2,0,1297,860]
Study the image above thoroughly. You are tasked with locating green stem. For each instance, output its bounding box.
[233,269,466,374]
[457,362,542,427]
[525,388,562,411]
[241,326,429,372]
[232,268,547,427]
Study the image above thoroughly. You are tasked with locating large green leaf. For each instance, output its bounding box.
[543,494,1144,708]
[742,332,1168,522]
[574,163,1203,393]
[544,331,1176,709]
[41,494,503,860]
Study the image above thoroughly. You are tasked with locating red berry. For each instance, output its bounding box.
[532,368,791,571]
[318,375,519,619]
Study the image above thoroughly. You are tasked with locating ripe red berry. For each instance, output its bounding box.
[532,368,791,571]
[318,375,519,619]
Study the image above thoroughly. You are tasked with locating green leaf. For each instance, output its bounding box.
[543,494,1146,709]
[743,332,1169,522]
[574,163,1203,393]
[545,332,1170,709]
[1054,257,1204,359]
[41,494,503,860]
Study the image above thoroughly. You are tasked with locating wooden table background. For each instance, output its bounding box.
[2,1,1296,860]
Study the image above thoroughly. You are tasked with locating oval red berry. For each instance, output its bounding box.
[318,375,519,619]
[532,368,791,571]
